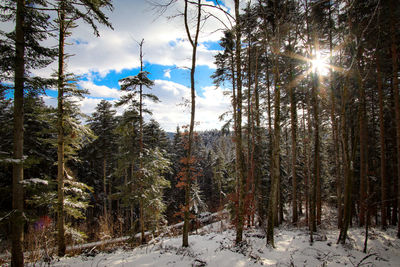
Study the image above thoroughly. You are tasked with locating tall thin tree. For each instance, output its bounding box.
[182,0,201,247]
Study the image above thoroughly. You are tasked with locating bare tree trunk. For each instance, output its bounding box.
[137,39,146,245]
[234,0,246,245]
[358,51,367,227]
[388,0,400,238]
[306,99,313,243]
[57,3,66,256]
[311,70,320,231]
[302,107,309,224]
[289,44,298,225]
[267,32,281,247]
[338,81,351,244]
[103,157,107,218]
[246,36,253,226]
[11,1,25,266]
[376,55,387,228]
[329,2,342,229]
[183,0,201,247]
[253,48,262,225]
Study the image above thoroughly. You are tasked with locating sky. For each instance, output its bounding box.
[33,0,247,132]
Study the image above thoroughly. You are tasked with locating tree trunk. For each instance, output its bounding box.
[388,0,400,238]
[338,81,351,244]
[302,107,309,224]
[306,100,313,243]
[234,0,246,245]
[57,3,66,257]
[246,37,254,226]
[289,49,298,225]
[329,2,342,229]
[253,48,262,225]
[11,1,25,266]
[358,51,367,227]
[183,0,200,247]
[138,39,146,245]
[376,55,387,228]
[267,34,281,247]
[103,157,107,218]
[311,70,320,231]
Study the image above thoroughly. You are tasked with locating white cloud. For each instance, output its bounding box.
[164,69,171,79]
[78,80,121,99]
[44,79,231,132]
[143,80,231,132]
[57,0,232,76]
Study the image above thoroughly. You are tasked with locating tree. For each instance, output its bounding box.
[54,0,113,256]
[117,39,159,244]
[181,0,201,247]
[89,100,117,218]
[233,0,247,245]
[0,1,56,264]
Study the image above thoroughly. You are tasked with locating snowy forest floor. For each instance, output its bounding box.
[31,221,400,267]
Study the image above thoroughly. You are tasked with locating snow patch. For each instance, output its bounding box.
[46,226,400,267]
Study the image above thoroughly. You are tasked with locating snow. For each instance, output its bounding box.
[20,178,49,185]
[39,223,400,267]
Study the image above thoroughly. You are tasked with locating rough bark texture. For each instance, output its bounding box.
[11,0,25,266]
[57,3,66,256]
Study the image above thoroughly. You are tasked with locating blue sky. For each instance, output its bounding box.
[32,0,244,131]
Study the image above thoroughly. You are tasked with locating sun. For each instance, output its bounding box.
[311,52,329,76]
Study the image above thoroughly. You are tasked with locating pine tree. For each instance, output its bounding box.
[117,39,159,244]
[89,100,117,219]
[54,0,113,256]
[0,1,56,264]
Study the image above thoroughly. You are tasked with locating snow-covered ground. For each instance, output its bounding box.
[42,222,400,267]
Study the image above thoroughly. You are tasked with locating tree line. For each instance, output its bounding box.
[1,0,400,266]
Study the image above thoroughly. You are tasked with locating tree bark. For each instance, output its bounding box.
[11,0,25,266]
[357,49,367,227]
[267,28,281,247]
[183,0,200,247]
[388,0,400,238]
[234,0,246,245]
[289,42,298,224]
[57,2,66,256]
[138,39,146,245]
[376,55,387,228]
[328,2,342,229]
[338,81,351,244]
[103,157,107,218]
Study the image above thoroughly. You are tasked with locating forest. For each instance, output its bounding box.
[1,0,400,266]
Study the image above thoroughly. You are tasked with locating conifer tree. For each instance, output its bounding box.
[54,0,113,256]
[1,1,56,264]
[117,39,159,243]
[89,100,117,218]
